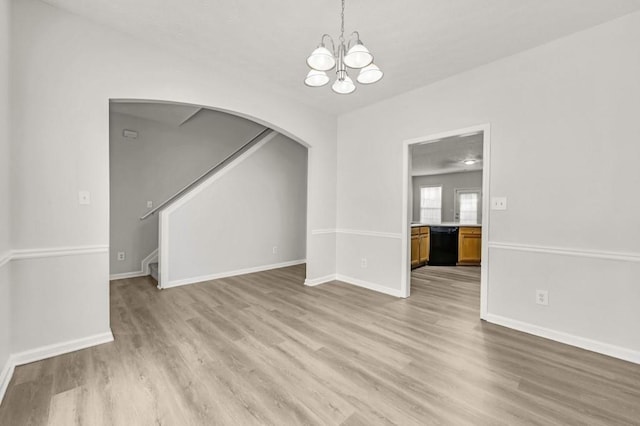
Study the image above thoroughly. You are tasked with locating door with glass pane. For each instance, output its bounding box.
[454,188,482,224]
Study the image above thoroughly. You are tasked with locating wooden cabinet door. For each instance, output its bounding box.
[419,227,429,263]
[411,235,420,267]
[458,227,482,264]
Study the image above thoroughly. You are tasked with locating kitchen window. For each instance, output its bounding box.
[420,186,442,223]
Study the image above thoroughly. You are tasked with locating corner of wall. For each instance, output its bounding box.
[0,0,14,405]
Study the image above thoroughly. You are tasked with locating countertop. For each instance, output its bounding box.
[411,222,481,228]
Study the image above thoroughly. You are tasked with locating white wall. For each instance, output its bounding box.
[10,0,639,369]
[10,0,336,356]
[337,12,640,359]
[164,134,307,286]
[11,253,110,353]
[110,108,264,275]
[0,0,12,381]
[412,171,482,223]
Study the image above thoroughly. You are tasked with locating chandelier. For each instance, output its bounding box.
[304,0,383,94]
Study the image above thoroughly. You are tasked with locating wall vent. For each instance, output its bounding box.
[123,129,138,139]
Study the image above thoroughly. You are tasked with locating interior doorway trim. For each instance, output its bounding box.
[400,123,491,319]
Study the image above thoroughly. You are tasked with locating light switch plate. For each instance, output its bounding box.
[491,197,507,210]
[147,200,153,208]
[78,190,91,205]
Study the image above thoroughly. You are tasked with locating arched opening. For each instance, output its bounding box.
[108,99,310,291]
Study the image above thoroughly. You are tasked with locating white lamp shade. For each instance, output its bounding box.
[306,46,336,71]
[304,69,330,87]
[332,76,356,94]
[356,63,383,84]
[344,43,373,68]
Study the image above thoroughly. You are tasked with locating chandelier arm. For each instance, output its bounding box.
[347,31,361,50]
[321,34,336,56]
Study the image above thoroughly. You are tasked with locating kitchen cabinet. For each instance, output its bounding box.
[411,229,420,267]
[458,226,481,265]
[419,226,430,264]
[411,226,430,268]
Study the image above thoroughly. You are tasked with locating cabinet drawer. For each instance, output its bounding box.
[419,226,429,235]
[459,227,481,235]
[411,227,419,235]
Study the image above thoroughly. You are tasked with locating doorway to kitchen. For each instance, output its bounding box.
[400,124,490,319]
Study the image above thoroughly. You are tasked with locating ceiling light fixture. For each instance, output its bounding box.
[463,159,477,165]
[305,0,383,94]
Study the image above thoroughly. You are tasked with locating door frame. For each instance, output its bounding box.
[399,123,491,319]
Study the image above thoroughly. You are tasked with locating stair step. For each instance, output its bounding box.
[149,262,159,282]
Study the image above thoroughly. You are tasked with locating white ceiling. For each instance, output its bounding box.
[110,102,201,127]
[44,0,640,115]
[411,133,483,176]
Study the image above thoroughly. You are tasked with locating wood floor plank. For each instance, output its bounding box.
[48,386,82,426]
[1,263,639,425]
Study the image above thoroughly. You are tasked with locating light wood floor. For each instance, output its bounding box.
[1,264,640,425]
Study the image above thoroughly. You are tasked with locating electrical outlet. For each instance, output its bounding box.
[117,252,126,261]
[361,258,368,268]
[78,190,91,205]
[272,246,278,255]
[536,290,549,306]
[146,200,153,208]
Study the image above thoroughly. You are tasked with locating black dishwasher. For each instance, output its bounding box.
[429,226,459,266]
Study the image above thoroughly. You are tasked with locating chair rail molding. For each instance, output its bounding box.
[488,241,640,262]
[311,228,402,239]
[6,245,109,262]
[0,251,10,268]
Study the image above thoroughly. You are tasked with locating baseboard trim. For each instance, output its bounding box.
[0,331,114,406]
[12,331,114,367]
[109,249,159,280]
[304,274,337,286]
[0,355,15,407]
[141,249,158,275]
[484,314,640,365]
[335,274,404,298]
[304,273,404,297]
[109,271,147,280]
[164,259,306,289]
